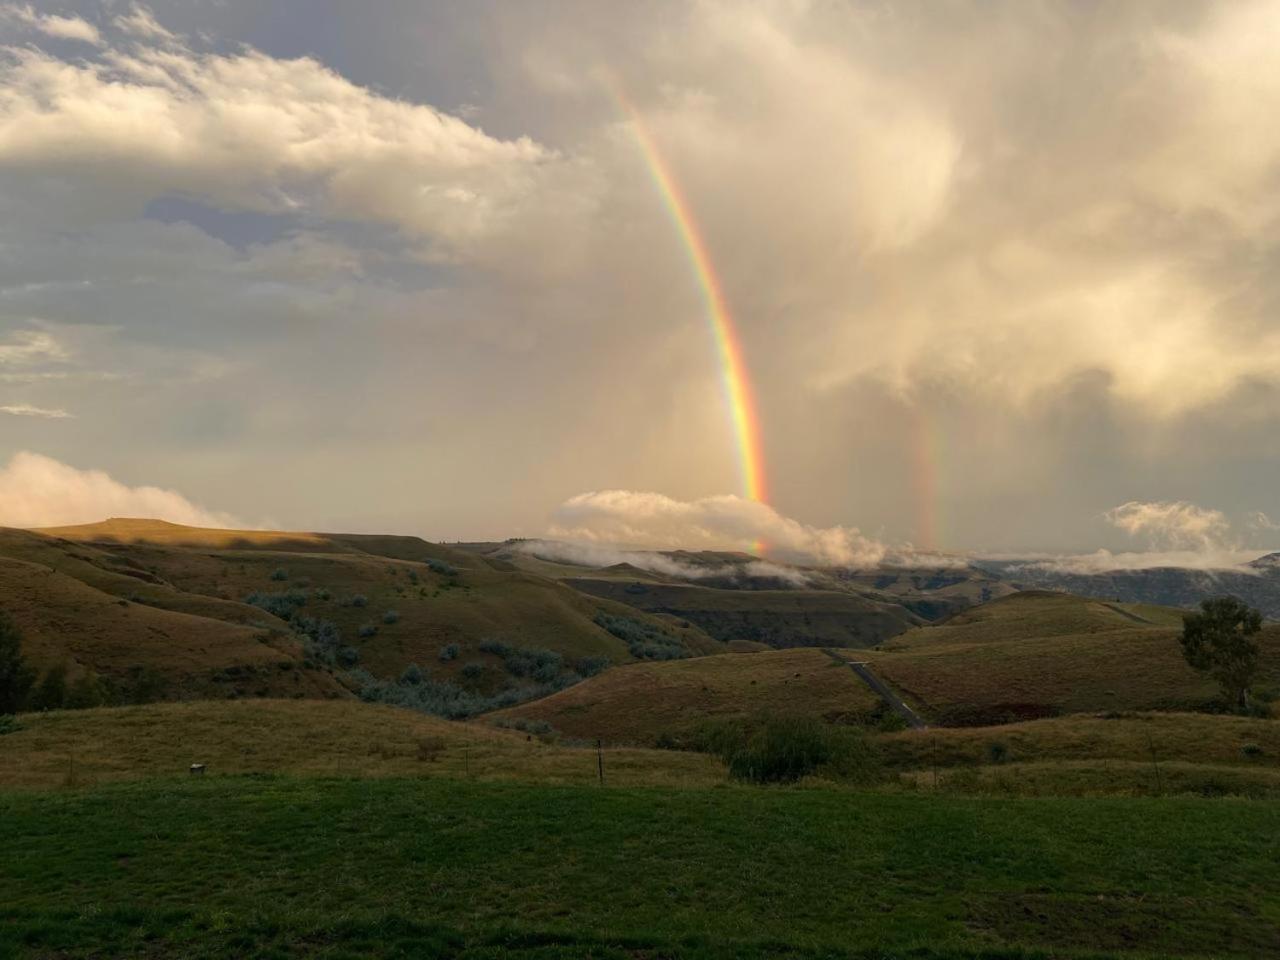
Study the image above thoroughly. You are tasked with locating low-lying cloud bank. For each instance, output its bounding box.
[549,490,888,567]
[514,538,813,585]
[0,451,241,529]
[548,492,1279,577]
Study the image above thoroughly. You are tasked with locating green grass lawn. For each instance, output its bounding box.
[3,777,1279,959]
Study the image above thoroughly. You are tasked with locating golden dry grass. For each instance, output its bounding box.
[2,522,726,687]
[0,555,342,698]
[877,711,1280,769]
[0,699,725,791]
[868,592,1280,720]
[490,647,881,743]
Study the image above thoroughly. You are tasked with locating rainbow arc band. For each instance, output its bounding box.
[613,86,769,551]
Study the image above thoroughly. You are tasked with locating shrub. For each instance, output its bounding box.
[987,741,1010,765]
[294,616,342,663]
[314,587,331,601]
[0,714,20,735]
[270,568,289,581]
[478,638,511,656]
[593,612,689,660]
[501,646,562,683]
[244,590,309,620]
[382,609,400,625]
[426,558,457,577]
[1242,743,1264,759]
[357,623,378,639]
[345,594,368,608]
[721,716,834,784]
[460,661,485,680]
[439,643,460,662]
[30,664,68,712]
[408,570,420,585]
[66,671,105,709]
[0,612,35,715]
[401,663,425,685]
[573,655,611,678]
[337,646,360,667]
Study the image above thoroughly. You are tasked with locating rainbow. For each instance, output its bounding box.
[612,86,769,507]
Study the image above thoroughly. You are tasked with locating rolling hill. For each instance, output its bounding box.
[1,520,727,710]
[865,591,1280,724]
[488,647,883,743]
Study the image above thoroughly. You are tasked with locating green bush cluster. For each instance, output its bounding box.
[592,612,690,660]
[243,590,309,620]
[694,715,884,785]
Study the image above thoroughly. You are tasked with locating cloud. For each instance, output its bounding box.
[1105,500,1234,551]
[0,450,241,528]
[549,490,886,567]
[514,538,812,585]
[990,549,1266,575]
[0,402,71,418]
[112,4,176,43]
[0,14,556,259]
[0,330,64,366]
[1,4,101,45]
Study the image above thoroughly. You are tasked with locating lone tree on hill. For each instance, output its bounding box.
[0,611,35,714]
[1180,596,1262,712]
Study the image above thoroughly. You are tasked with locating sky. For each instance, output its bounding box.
[1,1,1279,563]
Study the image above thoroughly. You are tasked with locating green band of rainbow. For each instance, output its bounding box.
[613,88,768,505]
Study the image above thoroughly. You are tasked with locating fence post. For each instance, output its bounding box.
[597,739,604,786]
[1146,732,1165,794]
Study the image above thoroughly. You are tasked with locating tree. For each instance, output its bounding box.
[30,663,68,712]
[0,612,35,714]
[1180,596,1262,711]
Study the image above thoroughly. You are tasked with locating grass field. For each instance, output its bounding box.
[0,700,721,791]
[489,648,883,743]
[3,776,1279,959]
[867,592,1280,723]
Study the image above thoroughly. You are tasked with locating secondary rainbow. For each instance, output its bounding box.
[611,85,769,506]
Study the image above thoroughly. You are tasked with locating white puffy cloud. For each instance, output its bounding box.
[0,450,241,528]
[0,16,556,259]
[1105,500,1234,551]
[549,490,886,567]
[0,402,70,418]
[1,4,101,45]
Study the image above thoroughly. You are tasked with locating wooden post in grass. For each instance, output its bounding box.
[931,736,939,790]
[1146,732,1165,794]
[597,739,605,786]
[464,744,470,780]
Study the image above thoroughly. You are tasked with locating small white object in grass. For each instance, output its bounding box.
[189,763,206,775]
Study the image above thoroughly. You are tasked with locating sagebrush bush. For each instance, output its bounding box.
[988,741,1010,764]
[460,661,485,680]
[593,612,689,660]
[401,663,424,685]
[358,623,378,639]
[345,595,368,609]
[703,716,883,786]
[382,610,400,625]
[426,558,458,577]
[439,643,460,662]
[244,590,309,620]
[270,568,289,582]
